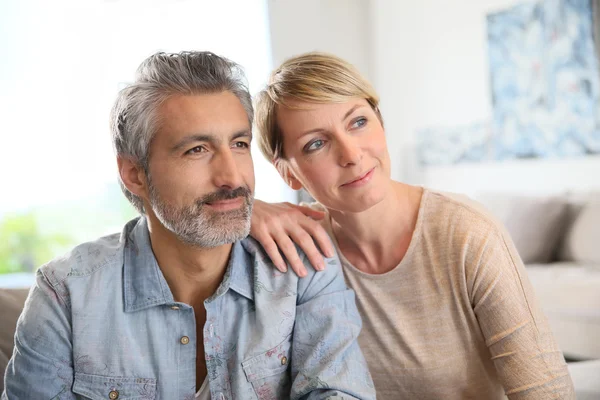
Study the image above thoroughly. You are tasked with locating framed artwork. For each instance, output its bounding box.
[488,0,600,159]
[417,122,492,166]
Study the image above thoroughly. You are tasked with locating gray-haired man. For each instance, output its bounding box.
[2,52,375,400]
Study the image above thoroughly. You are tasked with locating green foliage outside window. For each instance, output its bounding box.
[0,212,72,274]
[0,183,138,275]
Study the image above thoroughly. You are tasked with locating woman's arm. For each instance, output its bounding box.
[251,200,335,277]
[469,225,575,399]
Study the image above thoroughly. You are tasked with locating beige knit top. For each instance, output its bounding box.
[313,189,574,399]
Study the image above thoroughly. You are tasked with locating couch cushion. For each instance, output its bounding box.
[0,288,30,383]
[559,200,600,264]
[568,359,600,400]
[526,262,600,359]
[477,194,568,263]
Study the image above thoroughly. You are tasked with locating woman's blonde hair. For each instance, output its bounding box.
[254,52,381,162]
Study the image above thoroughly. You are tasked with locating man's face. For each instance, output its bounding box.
[143,91,255,247]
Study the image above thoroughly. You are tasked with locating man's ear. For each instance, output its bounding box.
[117,156,149,199]
[274,159,303,191]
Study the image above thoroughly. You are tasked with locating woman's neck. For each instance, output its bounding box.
[329,182,423,274]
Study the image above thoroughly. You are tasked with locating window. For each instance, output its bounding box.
[0,0,291,286]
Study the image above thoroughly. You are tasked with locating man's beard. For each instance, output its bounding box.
[147,179,253,248]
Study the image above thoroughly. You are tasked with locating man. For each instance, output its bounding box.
[2,51,375,400]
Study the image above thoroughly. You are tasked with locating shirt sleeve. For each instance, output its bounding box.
[2,269,76,400]
[289,252,376,400]
[468,224,576,400]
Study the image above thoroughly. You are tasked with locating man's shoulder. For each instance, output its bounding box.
[240,236,334,278]
[239,236,296,281]
[39,224,130,288]
[239,237,346,300]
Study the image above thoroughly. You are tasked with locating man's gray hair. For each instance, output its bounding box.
[110,51,253,214]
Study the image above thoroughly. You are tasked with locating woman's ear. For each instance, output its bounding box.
[274,159,303,190]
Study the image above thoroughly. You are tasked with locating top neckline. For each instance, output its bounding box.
[324,188,429,280]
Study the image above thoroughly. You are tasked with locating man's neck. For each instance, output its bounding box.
[145,215,232,307]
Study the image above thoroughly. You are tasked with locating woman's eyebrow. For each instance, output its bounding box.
[298,104,366,138]
[342,104,364,121]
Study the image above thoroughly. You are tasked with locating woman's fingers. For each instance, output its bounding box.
[250,200,334,277]
[299,218,335,259]
[293,204,327,220]
[255,231,288,273]
[288,227,326,272]
[274,234,308,277]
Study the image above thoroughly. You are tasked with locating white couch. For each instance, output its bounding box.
[0,288,29,394]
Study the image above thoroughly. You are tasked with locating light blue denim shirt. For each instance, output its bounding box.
[2,217,375,400]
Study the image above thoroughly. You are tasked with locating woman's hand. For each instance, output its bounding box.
[251,200,335,277]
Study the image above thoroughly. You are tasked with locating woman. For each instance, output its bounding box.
[251,52,575,399]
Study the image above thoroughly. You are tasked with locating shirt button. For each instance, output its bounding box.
[280,356,288,365]
[108,390,119,399]
[180,336,190,345]
[171,305,180,310]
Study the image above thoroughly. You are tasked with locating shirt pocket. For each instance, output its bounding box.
[241,335,292,400]
[72,372,156,400]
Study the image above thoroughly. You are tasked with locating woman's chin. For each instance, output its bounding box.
[326,191,387,214]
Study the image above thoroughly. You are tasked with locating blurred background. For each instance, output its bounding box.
[0,0,599,388]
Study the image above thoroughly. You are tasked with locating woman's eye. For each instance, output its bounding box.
[352,117,367,129]
[185,146,206,155]
[305,139,325,152]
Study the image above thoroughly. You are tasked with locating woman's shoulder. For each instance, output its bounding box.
[421,188,507,240]
[420,189,520,275]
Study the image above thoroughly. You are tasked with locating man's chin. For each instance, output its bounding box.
[206,204,251,219]
[186,227,250,248]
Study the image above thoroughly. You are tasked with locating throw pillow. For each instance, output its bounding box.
[561,200,600,264]
[477,194,569,264]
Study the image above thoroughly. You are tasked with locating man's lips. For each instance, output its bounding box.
[341,167,375,187]
[205,197,244,210]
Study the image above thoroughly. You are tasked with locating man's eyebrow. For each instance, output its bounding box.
[230,130,252,141]
[170,130,252,154]
[170,134,216,154]
[298,104,366,138]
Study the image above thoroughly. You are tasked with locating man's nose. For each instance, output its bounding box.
[211,149,244,189]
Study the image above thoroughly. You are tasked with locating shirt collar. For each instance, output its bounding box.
[123,217,175,312]
[123,217,255,312]
[225,239,254,301]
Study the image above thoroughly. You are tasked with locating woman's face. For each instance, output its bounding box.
[277,98,391,213]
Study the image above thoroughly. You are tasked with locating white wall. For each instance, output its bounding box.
[267,0,372,81]
[369,0,600,195]
[0,0,292,212]
[264,0,373,201]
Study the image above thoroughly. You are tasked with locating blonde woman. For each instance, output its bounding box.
[250,52,575,399]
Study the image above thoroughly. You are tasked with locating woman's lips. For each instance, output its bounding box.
[341,167,375,188]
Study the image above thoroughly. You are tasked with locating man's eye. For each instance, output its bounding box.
[305,139,325,152]
[185,146,206,155]
[352,117,367,129]
[233,142,249,149]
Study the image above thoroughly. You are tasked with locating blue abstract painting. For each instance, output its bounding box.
[488,0,600,159]
[417,122,493,166]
